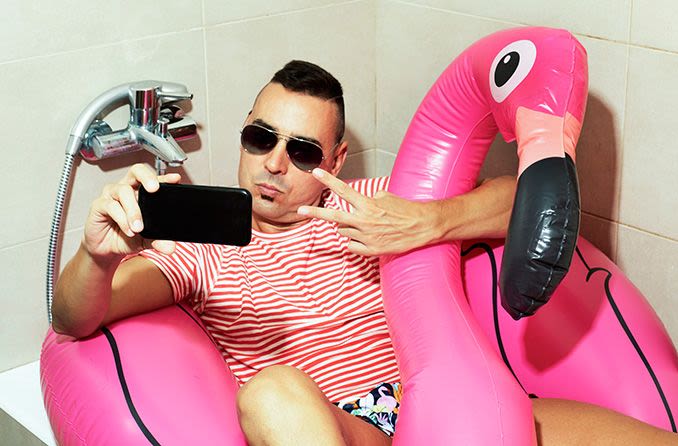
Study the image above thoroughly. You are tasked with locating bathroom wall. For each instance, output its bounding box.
[0,0,376,373]
[376,0,678,342]
[2,0,677,374]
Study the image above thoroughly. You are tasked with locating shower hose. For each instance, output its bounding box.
[46,153,76,324]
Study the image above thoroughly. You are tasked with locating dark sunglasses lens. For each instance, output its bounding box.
[241,125,277,154]
[287,140,324,171]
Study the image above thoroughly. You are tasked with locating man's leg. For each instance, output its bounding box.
[236,365,392,446]
[533,398,678,445]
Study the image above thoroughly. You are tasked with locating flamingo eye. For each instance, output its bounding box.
[489,40,537,103]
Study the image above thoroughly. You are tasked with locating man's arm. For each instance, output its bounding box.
[52,251,173,338]
[51,164,180,339]
[297,169,516,256]
[432,175,516,241]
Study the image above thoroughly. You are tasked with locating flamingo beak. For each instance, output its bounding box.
[499,107,582,319]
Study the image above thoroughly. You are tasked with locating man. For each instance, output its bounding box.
[53,61,676,445]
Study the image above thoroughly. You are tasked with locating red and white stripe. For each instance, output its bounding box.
[141,177,400,402]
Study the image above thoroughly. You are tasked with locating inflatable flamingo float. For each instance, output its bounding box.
[382,26,678,445]
[40,27,678,445]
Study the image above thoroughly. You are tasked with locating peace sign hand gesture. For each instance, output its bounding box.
[297,169,442,256]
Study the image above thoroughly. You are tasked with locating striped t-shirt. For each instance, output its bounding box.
[140,177,400,402]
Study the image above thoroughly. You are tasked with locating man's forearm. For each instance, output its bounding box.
[52,243,123,338]
[429,175,516,244]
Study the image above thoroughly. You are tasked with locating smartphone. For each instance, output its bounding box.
[138,183,252,246]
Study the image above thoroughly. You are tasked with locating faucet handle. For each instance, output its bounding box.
[129,81,160,109]
[158,82,193,105]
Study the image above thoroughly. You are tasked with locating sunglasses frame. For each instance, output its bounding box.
[240,123,337,172]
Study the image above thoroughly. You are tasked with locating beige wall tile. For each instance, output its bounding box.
[574,37,627,221]
[620,47,678,240]
[0,240,50,372]
[203,0,349,25]
[206,1,376,187]
[377,2,510,156]
[0,1,202,63]
[341,150,376,180]
[631,0,678,52]
[478,136,519,179]
[0,226,82,373]
[405,0,631,42]
[376,149,396,178]
[617,225,678,345]
[580,212,618,261]
[0,30,209,249]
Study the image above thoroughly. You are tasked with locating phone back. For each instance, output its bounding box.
[139,183,252,246]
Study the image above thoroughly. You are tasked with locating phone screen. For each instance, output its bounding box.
[138,183,252,246]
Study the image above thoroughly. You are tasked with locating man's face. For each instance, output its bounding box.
[238,82,346,232]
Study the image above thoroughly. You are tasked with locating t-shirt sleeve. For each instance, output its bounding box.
[135,243,210,308]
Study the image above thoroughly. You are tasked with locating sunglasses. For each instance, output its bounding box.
[240,123,331,172]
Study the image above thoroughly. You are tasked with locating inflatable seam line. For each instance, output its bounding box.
[541,32,583,307]
[532,155,578,311]
[443,244,508,444]
[42,364,87,445]
[101,327,161,445]
[529,32,581,309]
[440,110,493,196]
[177,303,211,339]
[576,247,677,432]
[462,242,527,394]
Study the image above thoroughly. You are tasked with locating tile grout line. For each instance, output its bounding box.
[203,0,363,30]
[0,26,205,67]
[391,0,678,56]
[614,0,634,263]
[0,227,84,252]
[582,211,678,244]
[201,0,214,186]
[373,0,379,178]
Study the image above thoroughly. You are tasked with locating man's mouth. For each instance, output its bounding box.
[256,183,282,200]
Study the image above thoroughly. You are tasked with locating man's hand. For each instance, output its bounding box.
[84,163,180,261]
[297,169,441,256]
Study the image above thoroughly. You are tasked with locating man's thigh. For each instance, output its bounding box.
[532,398,678,445]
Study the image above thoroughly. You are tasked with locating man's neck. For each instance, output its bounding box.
[251,216,311,234]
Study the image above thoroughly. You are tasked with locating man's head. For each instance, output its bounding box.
[270,60,345,144]
[238,60,348,232]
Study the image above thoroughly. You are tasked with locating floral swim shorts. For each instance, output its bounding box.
[335,382,402,437]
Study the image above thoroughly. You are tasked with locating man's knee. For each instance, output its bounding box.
[236,365,318,421]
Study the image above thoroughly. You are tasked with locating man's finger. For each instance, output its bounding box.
[158,173,182,184]
[151,240,176,255]
[109,185,143,233]
[311,169,366,207]
[337,227,364,243]
[346,240,373,257]
[120,163,160,192]
[297,205,355,226]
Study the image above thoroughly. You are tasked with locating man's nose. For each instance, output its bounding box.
[263,139,289,175]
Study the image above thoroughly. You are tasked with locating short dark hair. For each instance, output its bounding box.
[270,60,345,144]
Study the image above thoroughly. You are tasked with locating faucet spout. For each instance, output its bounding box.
[130,126,187,166]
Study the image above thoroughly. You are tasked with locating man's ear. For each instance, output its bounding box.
[328,141,348,176]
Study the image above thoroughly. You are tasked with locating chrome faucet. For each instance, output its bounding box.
[48,81,197,322]
[73,81,197,171]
